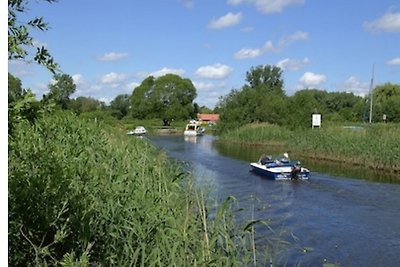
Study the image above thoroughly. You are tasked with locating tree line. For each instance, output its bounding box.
[9,65,400,132]
[215,65,400,132]
[8,0,400,132]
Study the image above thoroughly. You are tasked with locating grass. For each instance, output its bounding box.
[218,123,400,176]
[9,112,275,266]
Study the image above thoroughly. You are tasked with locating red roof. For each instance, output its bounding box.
[197,114,220,122]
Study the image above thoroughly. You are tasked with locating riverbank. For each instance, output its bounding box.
[217,123,400,179]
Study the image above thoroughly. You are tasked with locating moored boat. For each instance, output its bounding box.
[250,154,310,180]
[127,126,147,136]
[184,123,204,136]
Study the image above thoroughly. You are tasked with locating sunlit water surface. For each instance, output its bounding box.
[149,135,400,267]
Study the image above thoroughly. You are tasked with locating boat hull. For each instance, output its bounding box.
[184,130,202,136]
[250,162,310,180]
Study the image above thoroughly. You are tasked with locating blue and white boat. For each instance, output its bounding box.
[250,154,310,180]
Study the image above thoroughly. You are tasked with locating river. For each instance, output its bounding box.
[149,134,400,267]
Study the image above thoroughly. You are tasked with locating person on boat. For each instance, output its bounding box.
[291,161,302,179]
[275,153,290,165]
[259,154,272,165]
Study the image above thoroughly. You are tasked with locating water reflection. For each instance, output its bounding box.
[184,135,198,143]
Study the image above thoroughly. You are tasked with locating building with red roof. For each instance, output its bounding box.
[197,113,220,124]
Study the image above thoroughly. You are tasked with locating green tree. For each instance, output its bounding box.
[8,73,53,135]
[217,65,287,132]
[373,83,400,122]
[8,0,58,73]
[110,94,131,119]
[286,89,326,128]
[198,105,213,114]
[246,65,285,95]
[8,72,23,103]
[69,96,105,115]
[45,74,76,109]
[131,74,197,126]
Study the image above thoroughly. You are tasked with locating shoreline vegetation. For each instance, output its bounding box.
[217,123,400,179]
[9,112,274,266]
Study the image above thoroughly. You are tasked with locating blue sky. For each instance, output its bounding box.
[8,0,400,108]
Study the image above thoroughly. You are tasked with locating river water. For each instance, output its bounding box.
[149,135,400,267]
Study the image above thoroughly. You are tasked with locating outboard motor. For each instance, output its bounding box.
[291,161,302,179]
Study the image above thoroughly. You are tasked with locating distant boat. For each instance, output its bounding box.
[250,154,310,180]
[127,126,147,136]
[184,123,204,136]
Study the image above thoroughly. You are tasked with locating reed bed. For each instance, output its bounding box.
[9,112,273,266]
[218,123,400,175]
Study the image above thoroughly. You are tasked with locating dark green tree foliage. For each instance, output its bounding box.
[69,96,105,115]
[46,73,76,109]
[198,105,213,114]
[373,83,400,122]
[8,72,23,103]
[217,65,287,132]
[246,65,285,95]
[286,89,325,128]
[217,64,371,132]
[110,94,131,119]
[8,0,58,73]
[287,89,363,127]
[130,74,197,125]
[8,73,51,135]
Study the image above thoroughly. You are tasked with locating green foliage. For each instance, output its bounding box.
[217,65,287,133]
[217,63,368,132]
[8,73,55,135]
[109,94,131,119]
[9,112,273,266]
[8,72,24,103]
[373,83,400,122]
[130,74,197,125]
[69,96,106,115]
[8,0,59,73]
[45,73,76,109]
[245,65,285,95]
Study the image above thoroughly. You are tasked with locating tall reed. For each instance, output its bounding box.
[218,123,400,174]
[9,112,274,266]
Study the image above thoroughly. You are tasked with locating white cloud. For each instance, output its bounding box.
[268,31,309,52]
[234,31,308,59]
[387,57,400,65]
[193,81,226,91]
[340,76,369,96]
[8,60,34,77]
[195,63,233,79]
[208,12,243,29]
[299,72,327,87]
[100,72,127,84]
[126,81,140,91]
[228,0,305,14]
[287,30,309,42]
[98,52,128,61]
[234,48,263,59]
[149,67,185,77]
[72,74,85,86]
[364,11,400,33]
[276,57,309,70]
